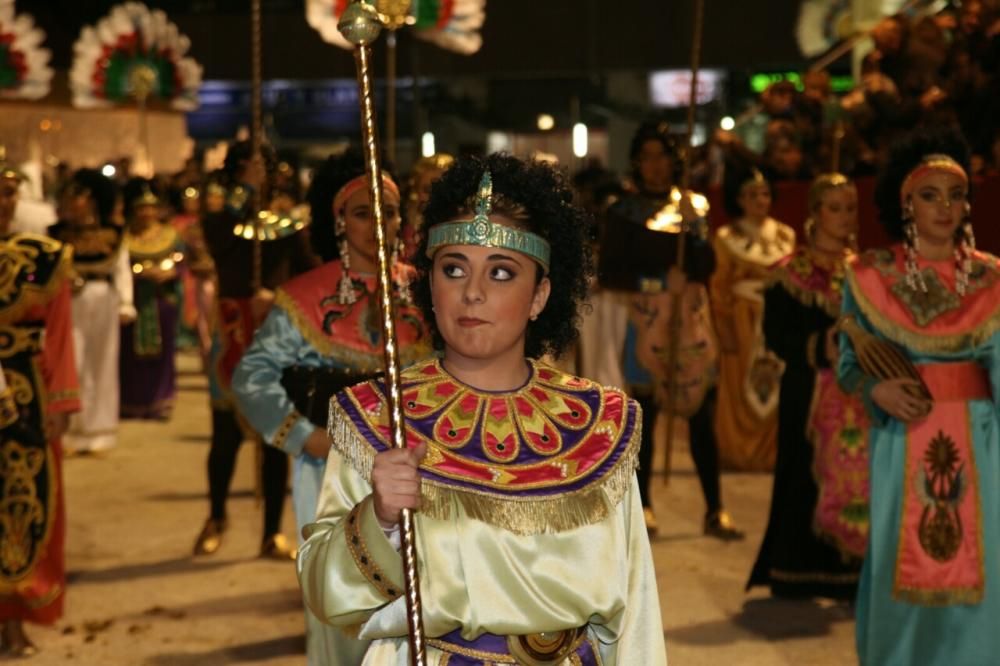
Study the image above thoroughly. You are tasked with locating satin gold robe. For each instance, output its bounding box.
[298,360,667,665]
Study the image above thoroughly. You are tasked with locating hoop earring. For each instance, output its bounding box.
[904,221,928,293]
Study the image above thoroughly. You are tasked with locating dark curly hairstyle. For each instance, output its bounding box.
[875,126,972,240]
[305,149,368,262]
[305,149,399,262]
[413,153,595,360]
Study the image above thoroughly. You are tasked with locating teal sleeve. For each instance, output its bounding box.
[233,306,316,456]
[837,282,887,426]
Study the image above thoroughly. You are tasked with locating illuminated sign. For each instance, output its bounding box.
[649,69,726,108]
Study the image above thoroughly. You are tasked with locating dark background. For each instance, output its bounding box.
[15,0,805,80]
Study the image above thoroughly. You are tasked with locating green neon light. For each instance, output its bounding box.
[750,71,854,94]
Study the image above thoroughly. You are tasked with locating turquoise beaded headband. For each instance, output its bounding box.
[425,171,551,274]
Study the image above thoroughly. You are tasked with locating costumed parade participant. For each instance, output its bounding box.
[600,123,741,539]
[49,169,134,455]
[839,128,1000,666]
[0,162,80,656]
[233,150,430,664]
[170,186,210,352]
[401,153,454,259]
[299,154,667,665]
[710,160,795,471]
[748,173,868,600]
[193,142,318,559]
[119,179,184,420]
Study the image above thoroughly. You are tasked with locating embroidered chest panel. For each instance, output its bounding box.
[334,360,638,498]
[864,247,999,327]
[0,234,69,321]
[717,219,795,268]
[276,262,429,370]
[775,247,850,317]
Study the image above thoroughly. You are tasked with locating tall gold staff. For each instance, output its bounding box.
[662,0,706,484]
[339,3,427,664]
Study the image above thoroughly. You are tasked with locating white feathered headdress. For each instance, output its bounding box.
[70,2,203,111]
[0,0,53,100]
[307,0,486,55]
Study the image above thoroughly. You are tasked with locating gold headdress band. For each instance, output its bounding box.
[333,174,400,214]
[900,154,968,205]
[132,186,160,207]
[425,170,552,274]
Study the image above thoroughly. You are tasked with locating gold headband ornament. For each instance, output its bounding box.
[425,171,551,274]
[900,154,968,205]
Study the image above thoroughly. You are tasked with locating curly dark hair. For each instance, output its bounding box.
[413,153,595,360]
[305,149,368,262]
[875,126,971,240]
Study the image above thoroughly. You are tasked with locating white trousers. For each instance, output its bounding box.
[65,281,120,452]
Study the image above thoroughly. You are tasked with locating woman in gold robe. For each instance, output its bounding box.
[298,155,666,664]
[710,163,795,471]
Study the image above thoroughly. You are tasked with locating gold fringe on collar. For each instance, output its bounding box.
[846,267,1000,354]
[327,399,641,537]
[275,288,431,371]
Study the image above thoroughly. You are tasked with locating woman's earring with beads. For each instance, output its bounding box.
[336,215,357,305]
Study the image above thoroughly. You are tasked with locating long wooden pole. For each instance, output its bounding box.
[250,0,263,292]
[339,4,426,664]
[663,0,705,485]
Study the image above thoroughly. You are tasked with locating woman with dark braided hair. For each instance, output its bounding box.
[299,154,666,664]
[839,127,1000,665]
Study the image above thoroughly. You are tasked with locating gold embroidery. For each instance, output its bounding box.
[2,371,33,406]
[126,225,181,259]
[45,389,79,405]
[768,568,859,584]
[0,235,73,322]
[328,397,642,536]
[917,432,964,562]
[0,440,45,578]
[274,289,431,371]
[846,265,1000,354]
[273,410,303,451]
[890,270,961,326]
[0,389,15,429]
[717,218,796,266]
[343,498,401,602]
[424,639,517,663]
[770,247,850,318]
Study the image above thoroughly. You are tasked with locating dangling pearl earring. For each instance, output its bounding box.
[391,237,413,305]
[904,219,928,293]
[336,215,357,305]
[955,205,976,296]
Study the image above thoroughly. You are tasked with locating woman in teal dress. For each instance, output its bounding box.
[838,128,1000,666]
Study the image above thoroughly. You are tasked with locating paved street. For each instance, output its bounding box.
[28,353,857,665]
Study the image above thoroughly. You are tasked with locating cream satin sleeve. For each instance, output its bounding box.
[297,450,405,629]
[595,478,668,665]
